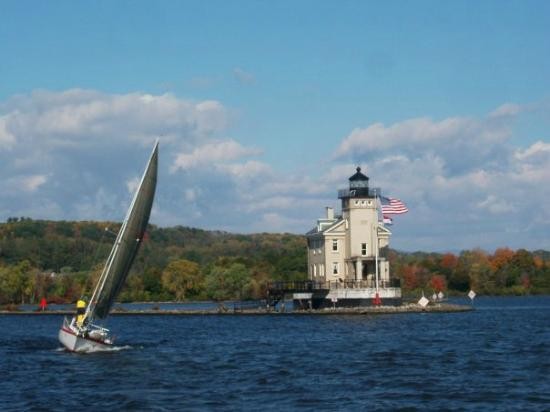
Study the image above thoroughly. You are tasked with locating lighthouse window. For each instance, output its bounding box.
[350,180,368,189]
[332,239,338,251]
[332,262,339,275]
[361,243,367,256]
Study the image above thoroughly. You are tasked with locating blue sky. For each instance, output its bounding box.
[1,1,549,251]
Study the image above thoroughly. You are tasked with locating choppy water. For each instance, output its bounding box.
[1,296,549,411]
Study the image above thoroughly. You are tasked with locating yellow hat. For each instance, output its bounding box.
[77,300,86,308]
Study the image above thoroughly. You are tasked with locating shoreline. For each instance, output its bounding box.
[0,303,473,316]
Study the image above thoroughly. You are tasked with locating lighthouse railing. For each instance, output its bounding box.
[267,278,400,293]
[338,187,381,199]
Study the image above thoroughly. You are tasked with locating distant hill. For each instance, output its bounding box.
[0,218,549,305]
[0,218,307,279]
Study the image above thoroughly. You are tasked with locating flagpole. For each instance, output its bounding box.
[375,193,379,293]
[375,225,379,293]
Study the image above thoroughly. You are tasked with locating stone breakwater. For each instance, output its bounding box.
[0,303,472,315]
[295,303,474,314]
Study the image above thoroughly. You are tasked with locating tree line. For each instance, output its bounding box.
[0,218,306,306]
[0,218,549,306]
[388,248,550,297]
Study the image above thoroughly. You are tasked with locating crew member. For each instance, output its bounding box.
[76,300,87,328]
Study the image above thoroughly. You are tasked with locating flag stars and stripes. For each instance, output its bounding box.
[381,197,408,215]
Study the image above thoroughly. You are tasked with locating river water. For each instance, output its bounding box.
[1,296,549,411]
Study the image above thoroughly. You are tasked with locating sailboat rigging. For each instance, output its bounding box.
[58,141,158,352]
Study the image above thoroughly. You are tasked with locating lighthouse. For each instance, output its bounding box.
[298,167,401,308]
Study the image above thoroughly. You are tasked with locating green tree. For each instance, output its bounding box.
[142,267,164,299]
[0,266,20,304]
[205,263,251,301]
[451,249,490,292]
[0,260,36,304]
[161,259,202,301]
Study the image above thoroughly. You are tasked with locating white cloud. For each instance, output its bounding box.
[218,160,272,180]
[488,103,522,118]
[251,212,308,233]
[321,164,359,186]
[22,175,48,192]
[1,174,48,195]
[515,140,550,163]
[184,188,198,202]
[0,117,16,148]
[171,139,262,172]
[10,174,48,193]
[232,67,256,85]
[246,197,294,212]
[335,107,517,176]
[0,89,232,222]
[126,177,140,194]
[1,89,228,149]
[335,117,469,156]
[477,195,515,214]
[331,104,550,250]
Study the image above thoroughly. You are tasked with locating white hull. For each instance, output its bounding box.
[58,318,113,353]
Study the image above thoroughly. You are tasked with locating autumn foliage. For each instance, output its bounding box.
[0,218,549,305]
[429,275,446,292]
[393,247,550,295]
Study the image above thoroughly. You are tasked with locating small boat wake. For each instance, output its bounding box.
[56,344,134,354]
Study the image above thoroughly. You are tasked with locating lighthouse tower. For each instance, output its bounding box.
[338,167,391,284]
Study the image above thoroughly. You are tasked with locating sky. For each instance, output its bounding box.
[1,1,549,252]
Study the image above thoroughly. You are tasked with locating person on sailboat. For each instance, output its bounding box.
[75,300,87,328]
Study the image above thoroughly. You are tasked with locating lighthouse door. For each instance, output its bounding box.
[362,263,369,281]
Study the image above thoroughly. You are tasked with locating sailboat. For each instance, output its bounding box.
[58,141,158,352]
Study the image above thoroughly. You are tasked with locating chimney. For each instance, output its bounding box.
[326,207,334,220]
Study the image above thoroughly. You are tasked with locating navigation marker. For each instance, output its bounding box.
[418,296,429,308]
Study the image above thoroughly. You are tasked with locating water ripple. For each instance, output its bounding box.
[0,296,549,411]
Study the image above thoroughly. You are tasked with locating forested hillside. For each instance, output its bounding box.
[0,218,549,305]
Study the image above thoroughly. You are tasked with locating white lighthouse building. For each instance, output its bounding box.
[297,167,401,308]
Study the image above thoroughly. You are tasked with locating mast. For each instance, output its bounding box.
[85,140,159,322]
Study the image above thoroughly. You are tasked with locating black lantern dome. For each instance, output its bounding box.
[338,166,374,200]
[349,167,369,190]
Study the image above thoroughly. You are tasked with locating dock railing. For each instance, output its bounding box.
[268,278,400,293]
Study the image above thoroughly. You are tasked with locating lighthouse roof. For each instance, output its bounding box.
[349,166,368,182]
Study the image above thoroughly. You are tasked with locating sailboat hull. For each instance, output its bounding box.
[58,319,113,353]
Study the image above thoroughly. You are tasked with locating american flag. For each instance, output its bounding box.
[381,197,408,215]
